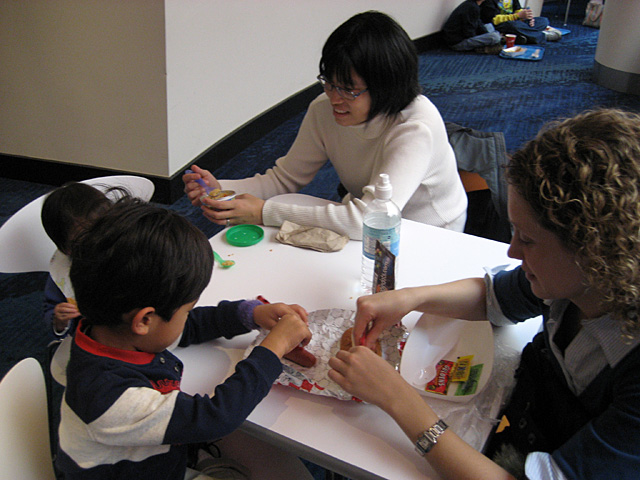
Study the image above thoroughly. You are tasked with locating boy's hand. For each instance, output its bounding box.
[259,313,311,359]
[253,303,308,330]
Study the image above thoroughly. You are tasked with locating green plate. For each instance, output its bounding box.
[225,224,264,247]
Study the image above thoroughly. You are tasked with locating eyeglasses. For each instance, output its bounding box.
[317,75,368,101]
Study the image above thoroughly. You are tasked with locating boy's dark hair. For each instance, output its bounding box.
[41,182,112,254]
[319,10,421,120]
[70,197,214,326]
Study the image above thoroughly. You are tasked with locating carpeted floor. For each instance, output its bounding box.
[1,13,639,385]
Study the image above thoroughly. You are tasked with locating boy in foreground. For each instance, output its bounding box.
[56,198,311,479]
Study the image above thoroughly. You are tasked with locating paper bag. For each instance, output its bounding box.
[275,220,349,252]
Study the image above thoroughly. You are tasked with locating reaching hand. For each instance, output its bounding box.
[182,165,221,207]
[328,346,408,407]
[253,303,308,330]
[352,290,412,350]
[259,313,312,358]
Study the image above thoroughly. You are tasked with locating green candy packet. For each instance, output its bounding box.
[454,363,484,396]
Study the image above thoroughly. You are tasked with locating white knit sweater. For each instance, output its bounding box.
[221,94,467,239]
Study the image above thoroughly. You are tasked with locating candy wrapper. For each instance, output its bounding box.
[243,308,407,401]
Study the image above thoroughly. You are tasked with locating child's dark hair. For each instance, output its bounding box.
[41,182,113,254]
[319,10,421,120]
[70,197,214,326]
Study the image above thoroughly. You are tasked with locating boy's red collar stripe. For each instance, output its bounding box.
[75,320,156,364]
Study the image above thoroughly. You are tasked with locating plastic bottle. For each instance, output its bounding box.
[360,173,401,294]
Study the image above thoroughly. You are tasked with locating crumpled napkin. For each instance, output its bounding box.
[275,220,349,252]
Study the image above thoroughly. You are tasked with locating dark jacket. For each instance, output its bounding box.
[443,0,487,46]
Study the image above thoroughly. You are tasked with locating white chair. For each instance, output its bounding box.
[0,175,155,273]
[0,358,56,480]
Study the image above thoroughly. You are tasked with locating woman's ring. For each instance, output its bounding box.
[226,219,231,227]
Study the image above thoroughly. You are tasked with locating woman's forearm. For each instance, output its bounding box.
[404,277,488,321]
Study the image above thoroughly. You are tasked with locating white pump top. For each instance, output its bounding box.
[374,173,393,200]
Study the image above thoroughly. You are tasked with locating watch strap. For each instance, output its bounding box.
[415,419,448,455]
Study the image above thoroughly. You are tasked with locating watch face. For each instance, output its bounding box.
[415,420,447,455]
[416,435,433,455]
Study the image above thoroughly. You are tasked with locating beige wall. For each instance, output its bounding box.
[0,1,169,176]
[595,1,640,75]
[0,1,463,179]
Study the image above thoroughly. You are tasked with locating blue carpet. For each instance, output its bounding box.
[420,22,639,154]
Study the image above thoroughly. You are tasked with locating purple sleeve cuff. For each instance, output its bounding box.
[238,299,262,331]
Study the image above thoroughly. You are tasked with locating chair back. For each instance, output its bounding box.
[0,175,154,273]
[0,358,56,480]
[446,122,512,243]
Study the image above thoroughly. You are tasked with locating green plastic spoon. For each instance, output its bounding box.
[213,250,235,269]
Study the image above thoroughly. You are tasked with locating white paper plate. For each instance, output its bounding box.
[399,314,494,402]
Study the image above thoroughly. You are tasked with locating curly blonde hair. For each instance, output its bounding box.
[507,109,640,336]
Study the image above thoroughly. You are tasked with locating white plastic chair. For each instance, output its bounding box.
[0,175,155,273]
[0,358,56,480]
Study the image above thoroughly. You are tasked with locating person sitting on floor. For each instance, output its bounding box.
[481,0,561,44]
[443,0,503,54]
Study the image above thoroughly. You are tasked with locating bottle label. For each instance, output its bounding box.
[363,224,400,261]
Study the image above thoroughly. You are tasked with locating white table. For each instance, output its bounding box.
[176,219,541,480]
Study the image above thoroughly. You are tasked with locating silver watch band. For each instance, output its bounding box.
[415,419,448,456]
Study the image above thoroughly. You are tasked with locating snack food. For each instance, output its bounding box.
[425,359,454,395]
[340,327,382,356]
[204,188,236,201]
[284,346,317,368]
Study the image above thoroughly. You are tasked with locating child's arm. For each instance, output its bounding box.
[252,302,308,330]
[258,313,312,359]
[179,300,249,346]
[43,275,79,339]
[180,300,309,347]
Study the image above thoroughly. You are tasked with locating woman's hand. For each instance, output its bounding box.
[182,165,222,207]
[329,346,409,408]
[353,289,413,350]
[200,194,265,226]
[253,303,308,330]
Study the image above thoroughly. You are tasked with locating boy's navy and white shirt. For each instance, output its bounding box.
[56,300,281,480]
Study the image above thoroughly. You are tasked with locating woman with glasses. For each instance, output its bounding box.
[183,10,467,239]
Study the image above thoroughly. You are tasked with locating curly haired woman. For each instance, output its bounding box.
[328,109,640,480]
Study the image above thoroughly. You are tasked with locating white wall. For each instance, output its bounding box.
[1,0,461,179]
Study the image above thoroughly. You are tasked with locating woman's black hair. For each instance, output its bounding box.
[319,11,421,120]
[70,197,214,326]
[41,182,112,254]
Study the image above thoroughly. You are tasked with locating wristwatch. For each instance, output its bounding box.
[415,419,448,456]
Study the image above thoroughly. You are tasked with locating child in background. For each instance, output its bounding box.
[56,197,311,480]
[41,182,113,340]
